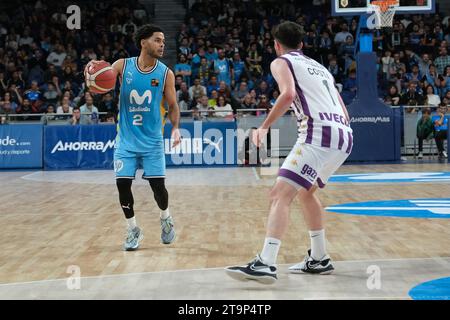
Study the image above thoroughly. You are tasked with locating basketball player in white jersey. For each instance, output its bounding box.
[226,21,353,284]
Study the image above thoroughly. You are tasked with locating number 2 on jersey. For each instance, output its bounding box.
[133,114,143,126]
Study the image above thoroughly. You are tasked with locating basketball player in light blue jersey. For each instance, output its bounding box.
[88,25,181,251]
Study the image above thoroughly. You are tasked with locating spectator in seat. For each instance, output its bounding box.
[233,81,249,103]
[40,104,56,125]
[256,94,272,116]
[57,96,73,115]
[432,102,448,159]
[176,82,191,112]
[189,78,206,102]
[208,90,219,108]
[67,106,92,125]
[23,81,43,113]
[80,95,99,123]
[213,95,233,118]
[174,54,192,87]
[246,42,263,77]
[43,81,62,108]
[213,48,233,87]
[385,85,401,106]
[197,57,211,86]
[240,93,257,115]
[416,107,433,159]
[405,64,422,83]
[401,81,424,106]
[434,47,450,75]
[207,76,220,96]
[423,64,440,95]
[46,44,67,68]
[0,92,17,114]
[16,98,33,120]
[438,65,450,98]
[424,84,441,107]
[196,95,213,117]
[98,92,116,114]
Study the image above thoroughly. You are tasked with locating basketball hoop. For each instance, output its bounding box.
[368,0,399,29]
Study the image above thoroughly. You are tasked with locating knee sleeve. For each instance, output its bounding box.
[148,178,168,210]
[116,178,134,219]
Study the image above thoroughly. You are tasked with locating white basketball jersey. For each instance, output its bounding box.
[279,51,353,153]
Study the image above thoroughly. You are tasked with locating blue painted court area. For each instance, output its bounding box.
[409,277,450,300]
[329,172,450,184]
[326,198,450,218]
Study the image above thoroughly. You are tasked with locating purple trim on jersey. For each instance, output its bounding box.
[317,177,326,189]
[346,131,353,154]
[278,168,313,190]
[338,128,344,150]
[279,56,314,144]
[321,126,331,148]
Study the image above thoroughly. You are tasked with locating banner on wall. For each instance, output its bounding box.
[0,124,43,168]
[164,121,237,166]
[44,122,238,170]
[44,125,116,169]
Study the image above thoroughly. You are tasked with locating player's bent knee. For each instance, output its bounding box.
[116,178,132,191]
[270,181,297,203]
[149,178,169,210]
[298,185,317,199]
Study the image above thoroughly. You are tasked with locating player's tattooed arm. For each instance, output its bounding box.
[164,69,181,148]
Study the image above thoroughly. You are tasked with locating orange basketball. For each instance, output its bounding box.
[84,60,117,94]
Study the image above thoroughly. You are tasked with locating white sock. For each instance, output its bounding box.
[127,216,137,230]
[160,208,170,220]
[309,229,326,260]
[260,237,281,265]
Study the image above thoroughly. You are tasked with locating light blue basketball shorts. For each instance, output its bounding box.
[113,146,166,179]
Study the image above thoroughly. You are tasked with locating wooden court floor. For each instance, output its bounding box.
[0,162,449,298]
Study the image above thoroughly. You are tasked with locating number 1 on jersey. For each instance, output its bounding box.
[133,114,143,126]
[322,80,336,106]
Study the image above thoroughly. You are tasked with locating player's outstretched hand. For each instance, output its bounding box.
[252,127,269,148]
[171,127,181,148]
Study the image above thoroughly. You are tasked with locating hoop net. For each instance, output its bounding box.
[369,0,399,29]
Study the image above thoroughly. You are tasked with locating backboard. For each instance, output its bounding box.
[331,0,435,16]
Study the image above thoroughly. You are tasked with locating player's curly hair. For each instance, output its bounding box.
[134,24,164,50]
[272,21,304,50]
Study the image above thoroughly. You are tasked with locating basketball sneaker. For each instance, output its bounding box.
[160,216,176,244]
[225,255,277,285]
[124,226,143,251]
[288,249,334,275]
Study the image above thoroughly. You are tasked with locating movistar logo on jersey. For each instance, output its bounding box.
[326,198,450,219]
[129,107,150,112]
[51,140,115,153]
[129,89,152,105]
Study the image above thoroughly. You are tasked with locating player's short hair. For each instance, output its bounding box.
[272,21,304,50]
[134,24,164,50]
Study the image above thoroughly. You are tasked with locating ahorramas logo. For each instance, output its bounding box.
[350,117,390,124]
[51,140,115,153]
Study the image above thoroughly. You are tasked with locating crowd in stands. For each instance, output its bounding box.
[0,0,148,124]
[175,0,450,115]
[0,0,449,129]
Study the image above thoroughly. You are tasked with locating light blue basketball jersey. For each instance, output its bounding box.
[116,57,169,152]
